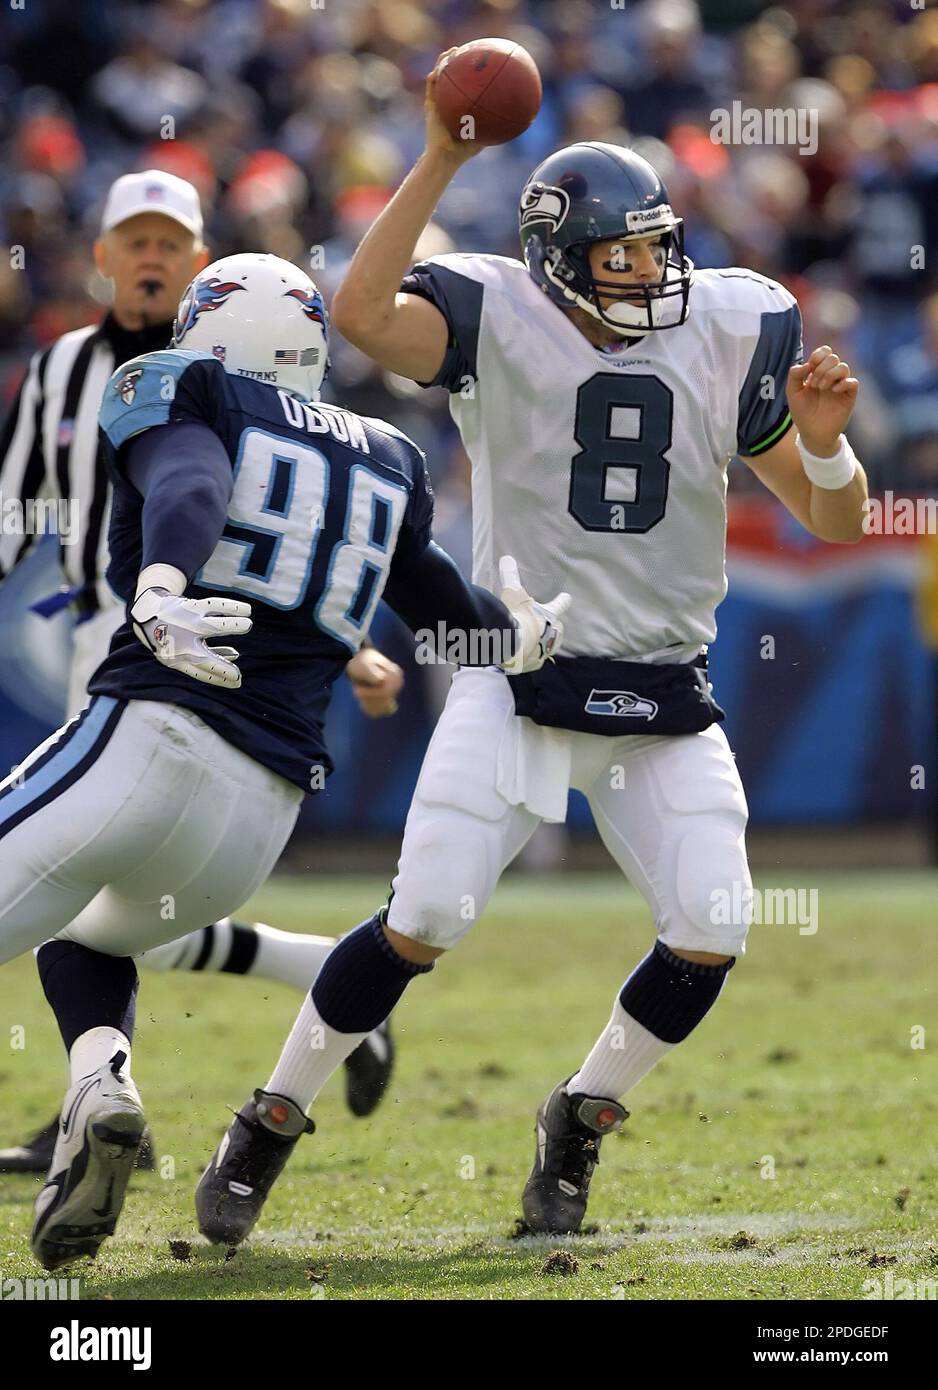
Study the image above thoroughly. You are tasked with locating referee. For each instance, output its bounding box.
[0,169,402,1173]
[0,169,211,713]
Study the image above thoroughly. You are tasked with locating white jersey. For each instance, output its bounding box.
[403,255,802,661]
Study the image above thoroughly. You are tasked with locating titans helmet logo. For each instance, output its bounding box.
[174,278,246,342]
[283,286,328,327]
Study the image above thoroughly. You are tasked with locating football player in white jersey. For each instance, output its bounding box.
[195,58,867,1243]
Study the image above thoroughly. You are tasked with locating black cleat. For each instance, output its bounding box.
[521,1080,628,1235]
[196,1089,314,1246]
[343,1017,394,1117]
[0,1114,155,1175]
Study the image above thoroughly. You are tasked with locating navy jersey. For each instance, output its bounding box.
[90,349,433,791]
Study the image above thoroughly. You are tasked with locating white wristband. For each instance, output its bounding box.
[135,564,187,599]
[796,433,857,490]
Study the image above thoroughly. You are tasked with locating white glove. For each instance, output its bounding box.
[498,554,571,675]
[130,588,252,689]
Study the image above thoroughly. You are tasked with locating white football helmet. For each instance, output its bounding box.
[172,253,329,401]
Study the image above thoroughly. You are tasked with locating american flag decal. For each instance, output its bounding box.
[274,348,320,365]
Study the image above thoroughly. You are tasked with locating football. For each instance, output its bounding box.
[434,37,542,146]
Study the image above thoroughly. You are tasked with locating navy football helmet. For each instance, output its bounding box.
[519,142,693,337]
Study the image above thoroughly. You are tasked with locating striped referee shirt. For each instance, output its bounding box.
[0,313,171,611]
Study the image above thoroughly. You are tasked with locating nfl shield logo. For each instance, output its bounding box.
[212,344,226,362]
[57,417,74,448]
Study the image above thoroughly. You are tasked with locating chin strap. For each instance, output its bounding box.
[543,253,694,340]
[543,259,652,340]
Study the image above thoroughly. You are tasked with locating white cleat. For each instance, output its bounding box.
[31,1051,145,1271]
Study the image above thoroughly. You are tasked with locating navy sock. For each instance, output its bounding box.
[618,940,734,1044]
[312,914,433,1033]
[37,942,138,1053]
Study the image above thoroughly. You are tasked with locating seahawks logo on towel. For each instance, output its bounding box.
[584,689,659,719]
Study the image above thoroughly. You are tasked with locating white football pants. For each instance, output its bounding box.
[387,667,752,957]
[0,698,302,966]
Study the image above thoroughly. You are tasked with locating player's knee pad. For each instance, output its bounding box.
[662,812,752,957]
[388,808,498,949]
[389,756,522,950]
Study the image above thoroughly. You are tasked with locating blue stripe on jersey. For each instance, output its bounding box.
[0,697,123,840]
[737,302,803,455]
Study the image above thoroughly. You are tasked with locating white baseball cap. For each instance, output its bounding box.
[101,169,203,240]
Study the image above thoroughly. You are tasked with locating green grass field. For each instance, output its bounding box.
[1,872,936,1301]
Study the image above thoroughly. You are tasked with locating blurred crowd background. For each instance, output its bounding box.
[1,0,936,849]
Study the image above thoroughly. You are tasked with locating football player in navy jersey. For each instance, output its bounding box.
[0,252,569,1270]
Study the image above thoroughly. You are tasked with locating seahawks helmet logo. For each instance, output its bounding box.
[584,689,659,720]
[519,183,571,233]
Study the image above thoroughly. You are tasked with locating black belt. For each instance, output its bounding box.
[507,653,726,737]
